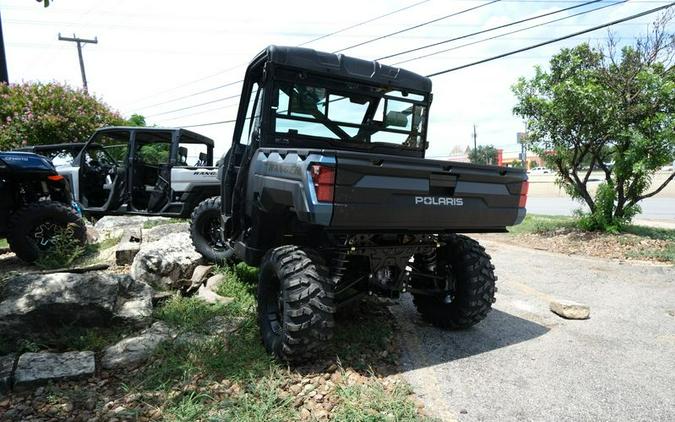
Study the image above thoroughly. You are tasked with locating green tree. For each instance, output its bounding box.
[0,82,127,149]
[512,15,674,231]
[468,145,498,165]
[128,114,146,127]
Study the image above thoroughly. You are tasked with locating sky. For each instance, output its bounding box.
[1,0,672,159]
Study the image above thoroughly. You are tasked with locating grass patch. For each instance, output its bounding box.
[143,218,185,229]
[0,325,130,354]
[154,296,229,333]
[0,237,7,249]
[333,380,423,422]
[508,214,576,235]
[627,242,675,263]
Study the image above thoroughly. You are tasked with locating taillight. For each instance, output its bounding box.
[310,164,335,203]
[47,175,64,182]
[518,180,529,208]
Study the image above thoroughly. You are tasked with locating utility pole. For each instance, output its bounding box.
[0,9,9,83]
[58,33,98,92]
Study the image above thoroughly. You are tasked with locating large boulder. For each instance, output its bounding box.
[13,351,95,390]
[0,272,153,336]
[0,354,15,395]
[101,322,173,369]
[143,222,189,243]
[131,232,203,290]
[95,216,169,238]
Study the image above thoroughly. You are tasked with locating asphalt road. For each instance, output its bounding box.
[526,197,675,222]
[393,240,675,422]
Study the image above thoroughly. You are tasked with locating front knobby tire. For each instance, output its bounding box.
[7,201,86,263]
[190,196,236,264]
[413,234,496,329]
[257,245,335,362]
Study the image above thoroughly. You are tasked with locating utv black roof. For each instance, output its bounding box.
[96,126,215,147]
[14,143,86,152]
[253,45,432,94]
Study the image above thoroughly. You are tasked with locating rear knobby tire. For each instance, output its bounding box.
[190,196,236,264]
[413,234,496,329]
[7,201,86,263]
[257,245,335,362]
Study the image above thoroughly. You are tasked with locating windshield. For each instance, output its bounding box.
[273,81,427,149]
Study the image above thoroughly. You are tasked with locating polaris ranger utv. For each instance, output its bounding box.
[0,151,86,263]
[196,45,528,361]
[56,127,220,218]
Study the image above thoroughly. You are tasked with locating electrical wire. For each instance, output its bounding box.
[391,0,627,66]
[333,0,503,53]
[425,1,673,77]
[177,2,673,128]
[127,0,437,108]
[376,0,604,61]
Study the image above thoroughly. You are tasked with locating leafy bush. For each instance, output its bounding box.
[0,82,127,150]
[34,224,87,269]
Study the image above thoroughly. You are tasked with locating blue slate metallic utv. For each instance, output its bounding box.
[0,151,86,263]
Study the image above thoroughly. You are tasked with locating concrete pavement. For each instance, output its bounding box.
[393,240,675,422]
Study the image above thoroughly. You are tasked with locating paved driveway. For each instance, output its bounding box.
[393,240,675,422]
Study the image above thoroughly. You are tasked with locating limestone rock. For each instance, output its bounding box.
[196,285,234,305]
[101,322,173,369]
[14,351,95,389]
[0,272,153,335]
[130,232,203,290]
[143,222,189,243]
[113,276,153,328]
[115,227,142,266]
[0,354,15,395]
[205,274,225,292]
[95,216,168,237]
[550,299,590,320]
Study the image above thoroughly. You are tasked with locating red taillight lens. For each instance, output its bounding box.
[47,175,64,182]
[310,164,335,202]
[518,180,529,208]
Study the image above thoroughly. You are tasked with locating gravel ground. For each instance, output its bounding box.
[393,239,675,422]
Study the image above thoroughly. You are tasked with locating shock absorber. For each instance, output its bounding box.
[330,251,348,285]
[417,248,437,273]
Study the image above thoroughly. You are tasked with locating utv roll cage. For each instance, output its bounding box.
[231,45,433,159]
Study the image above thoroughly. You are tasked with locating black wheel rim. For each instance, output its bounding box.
[201,213,227,251]
[31,221,63,250]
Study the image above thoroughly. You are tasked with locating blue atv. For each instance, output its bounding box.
[0,151,86,263]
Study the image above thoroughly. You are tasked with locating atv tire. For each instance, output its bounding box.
[190,196,236,264]
[258,245,335,362]
[412,234,496,329]
[7,201,87,263]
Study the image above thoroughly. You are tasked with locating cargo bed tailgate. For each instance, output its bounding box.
[331,151,527,231]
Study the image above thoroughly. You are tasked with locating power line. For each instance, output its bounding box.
[145,94,240,118]
[148,0,608,119]
[299,0,433,46]
[143,0,504,117]
[144,0,613,117]
[391,0,627,66]
[333,0,503,53]
[128,0,436,108]
[179,2,673,129]
[376,0,605,61]
[425,1,674,77]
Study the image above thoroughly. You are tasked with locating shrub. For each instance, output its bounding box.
[0,82,127,150]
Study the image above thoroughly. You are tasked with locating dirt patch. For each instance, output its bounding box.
[479,230,672,264]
